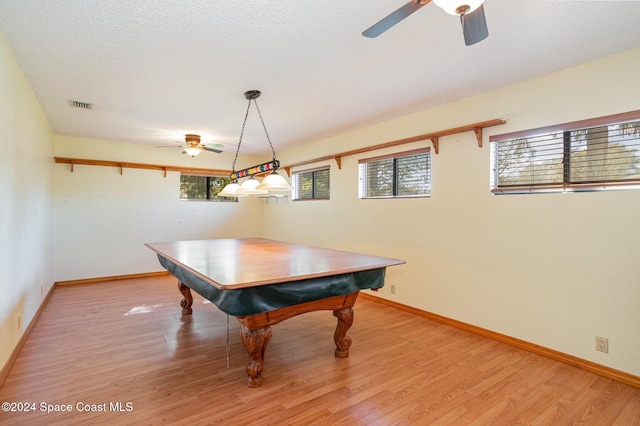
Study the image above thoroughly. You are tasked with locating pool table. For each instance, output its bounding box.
[145,238,405,387]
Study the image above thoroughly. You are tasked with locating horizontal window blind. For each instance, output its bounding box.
[359,148,431,198]
[491,115,640,193]
[292,167,330,200]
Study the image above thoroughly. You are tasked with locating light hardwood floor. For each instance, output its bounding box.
[1,275,638,425]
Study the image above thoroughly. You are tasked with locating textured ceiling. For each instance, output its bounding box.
[1,1,639,155]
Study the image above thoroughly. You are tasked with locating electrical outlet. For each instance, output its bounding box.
[596,336,609,353]
[390,284,396,294]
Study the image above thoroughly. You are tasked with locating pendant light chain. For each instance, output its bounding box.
[231,99,253,174]
[253,99,277,162]
[231,94,277,171]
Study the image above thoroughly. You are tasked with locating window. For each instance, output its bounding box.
[179,174,236,201]
[292,167,330,200]
[490,112,640,194]
[359,148,431,198]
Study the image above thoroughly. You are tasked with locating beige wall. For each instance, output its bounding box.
[54,136,267,281]
[0,33,55,370]
[265,48,640,376]
[2,23,639,381]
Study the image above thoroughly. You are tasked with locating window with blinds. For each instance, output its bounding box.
[292,167,330,200]
[180,174,236,201]
[358,148,431,199]
[490,112,640,193]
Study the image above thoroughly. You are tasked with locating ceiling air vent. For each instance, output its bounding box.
[69,100,93,109]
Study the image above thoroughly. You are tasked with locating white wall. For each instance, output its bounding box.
[0,33,55,370]
[265,48,640,376]
[54,136,266,281]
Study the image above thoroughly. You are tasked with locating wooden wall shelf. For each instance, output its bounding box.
[54,157,231,177]
[56,118,506,179]
[282,119,506,176]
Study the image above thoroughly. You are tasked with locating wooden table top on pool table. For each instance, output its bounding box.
[145,238,405,387]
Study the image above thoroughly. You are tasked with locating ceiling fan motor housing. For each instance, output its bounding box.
[185,134,201,146]
[456,5,471,15]
[433,0,484,15]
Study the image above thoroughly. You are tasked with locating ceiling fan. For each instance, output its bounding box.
[362,0,489,46]
[159,134,223,157]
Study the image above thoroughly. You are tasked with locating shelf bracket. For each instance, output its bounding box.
[429,137,439,155]
[474,127,483,148]
[334,156,342,170]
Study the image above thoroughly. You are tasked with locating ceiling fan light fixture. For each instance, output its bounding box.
[183,146,202,157]
[433,0,484,15]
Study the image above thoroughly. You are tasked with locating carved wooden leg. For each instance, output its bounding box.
[240,325,273,388]
[177,281,193,315]
[333,307,354,358]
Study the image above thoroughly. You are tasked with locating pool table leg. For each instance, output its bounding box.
[333,307,354,358]
[178,281,193,315]
[240,325,273,388]
[235,292,358,387]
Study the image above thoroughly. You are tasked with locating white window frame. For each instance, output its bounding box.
[292,167,330,200]
[358,148,431,199]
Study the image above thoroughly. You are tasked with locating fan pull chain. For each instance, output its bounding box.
[226,314,230,369]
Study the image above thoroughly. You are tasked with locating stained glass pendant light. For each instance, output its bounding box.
[218,90,292,197]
